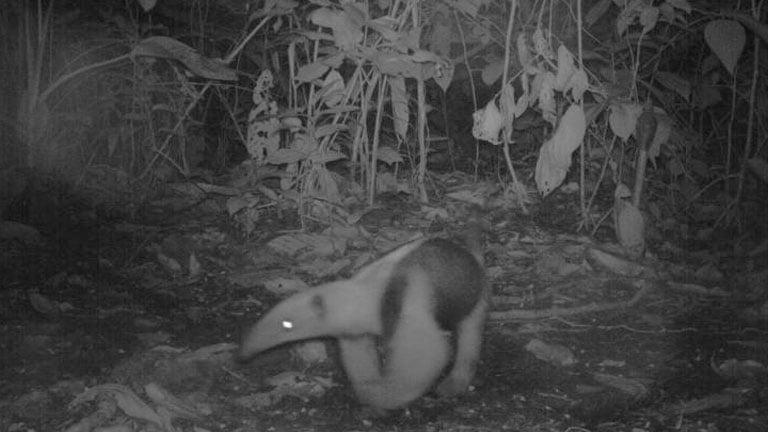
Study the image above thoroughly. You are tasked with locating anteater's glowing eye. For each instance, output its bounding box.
[281,320,294,330]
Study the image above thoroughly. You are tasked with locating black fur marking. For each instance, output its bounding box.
[408,239,485,330]
[310,294,326,320]
[381,273,408,339]
[381,238,486,334]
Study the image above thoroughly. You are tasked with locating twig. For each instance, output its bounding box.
[490,281,653,322]
[666,282,729,297]
[222,365,254,387]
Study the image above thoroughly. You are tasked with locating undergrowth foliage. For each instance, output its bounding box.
[0,0,765,234]
[241,1,459,226]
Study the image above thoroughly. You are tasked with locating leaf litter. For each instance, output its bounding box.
[2,182,768,432]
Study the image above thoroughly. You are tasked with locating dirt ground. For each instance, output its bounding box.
[1,189,767,432]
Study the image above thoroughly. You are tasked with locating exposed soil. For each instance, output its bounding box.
[1,189,767,432]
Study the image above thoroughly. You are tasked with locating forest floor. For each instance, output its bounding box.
[1,179,767,432]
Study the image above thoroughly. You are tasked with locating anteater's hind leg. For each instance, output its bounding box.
[435,294,488,397]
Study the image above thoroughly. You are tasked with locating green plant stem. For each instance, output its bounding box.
[453,9,478,178]
[577,0,587,228]
[369,78,387,205]
[39,54,130,103]
[416,75,427,203]
[500,0,527,214]
[720,0,764,227]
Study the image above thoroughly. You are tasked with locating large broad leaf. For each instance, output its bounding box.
[639,5,659,34]
[608,102,642,141]
[377,146,404,165]
[371,52,420,77]
[704,19,745,76]
[555,45,575,91]
[585,0,612,27]
[431,62,454,91]
[131,36,236,81]
[568,68,589,103]
[295,62,329,83]
[368,16,399,41]
[534,105,586,196]
[554,45,589,102]
[472,99,503,144]
[319,70,345,107]
[481,59,504,85]
[516,33,534,73]
[666,0,691,13]
[310,7,363,51]
[584,0,611,27]
[137,0,156,12]
[536,71,557,126]
[315,123,347,139]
